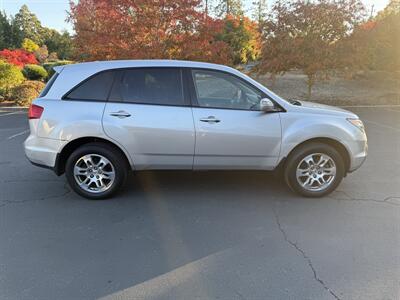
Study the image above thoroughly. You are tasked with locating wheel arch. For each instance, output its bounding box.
[277,137,351,174]
[55,137,133,175]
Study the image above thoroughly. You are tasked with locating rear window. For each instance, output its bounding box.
[109,68,185,106]
[39,72,59,97]
[65,71,116,101]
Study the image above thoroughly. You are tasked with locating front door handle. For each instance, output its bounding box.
[200,116,220,123]
[110,110,131,118]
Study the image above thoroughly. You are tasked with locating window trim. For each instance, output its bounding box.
[187,68,285,112]
[62,67,190,107]
[39,72,59,98]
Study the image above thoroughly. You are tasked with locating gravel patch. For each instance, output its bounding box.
[251,70,400,106]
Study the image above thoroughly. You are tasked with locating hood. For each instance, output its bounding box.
[292,100,357,118]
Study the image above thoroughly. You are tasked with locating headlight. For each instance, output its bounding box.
[347,118,365,132]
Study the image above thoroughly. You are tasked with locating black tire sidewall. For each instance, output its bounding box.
[284,143,345,197]
[65,143,127,200]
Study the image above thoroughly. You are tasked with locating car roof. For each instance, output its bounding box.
[59,59,236,73]
[47,60,242,99]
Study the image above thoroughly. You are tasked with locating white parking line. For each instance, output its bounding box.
[363,119,400,132]
[340,104,400,108]
[0,111,26,117]
[384,107,400,113]
[7,129,29,140]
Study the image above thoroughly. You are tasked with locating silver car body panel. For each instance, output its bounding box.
[24,60,367,173]
[192,108,281,170]
[103,103,195,170]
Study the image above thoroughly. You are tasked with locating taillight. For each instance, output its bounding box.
[28,104,44,119]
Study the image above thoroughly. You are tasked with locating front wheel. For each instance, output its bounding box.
[284,142,345,197]
[65,143,128,200]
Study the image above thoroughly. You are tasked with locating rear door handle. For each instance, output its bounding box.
[110,110,131,118]
[200,116,220,123]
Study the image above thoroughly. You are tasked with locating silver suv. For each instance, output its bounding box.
[24,60,367,199]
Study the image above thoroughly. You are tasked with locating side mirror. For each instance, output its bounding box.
[259,98,276,112]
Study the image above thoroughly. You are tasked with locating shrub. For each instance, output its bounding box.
[43,60,73,77]
[21,38,39,53]
[48,52,58,61]
[23,64,48,81]
[34,45,49,63]
[11,80,45,107]
[0,60,25,100]
[0,49,38,68]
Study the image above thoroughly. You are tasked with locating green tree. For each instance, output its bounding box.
[0,11,14,49]
[217,15,261,64]
[14,5,44,45]
[43,29,74,60]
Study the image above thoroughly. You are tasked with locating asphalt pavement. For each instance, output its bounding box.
[0,106,399,300]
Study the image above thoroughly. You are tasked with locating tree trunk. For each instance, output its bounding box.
[306,74,314,100]
[270,73,276,88]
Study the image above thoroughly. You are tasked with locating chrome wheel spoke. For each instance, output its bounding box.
[302,176,313,187]
[296,168,309,177]
[317,176,326,185]
[316,155,329,167]
[97,158,108,168]
[304,156,316,167]
[79,177,90,187]
[82,155,95,167]
[74,166,87,176]
[94,179,101,188]
[102,171,114,179]
[323,166,336,175]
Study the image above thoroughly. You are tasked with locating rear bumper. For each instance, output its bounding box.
[24,134,64,170]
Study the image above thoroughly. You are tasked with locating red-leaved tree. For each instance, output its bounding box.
[68,0,231,64]
[0,49,38,68]
[257,0,365,98]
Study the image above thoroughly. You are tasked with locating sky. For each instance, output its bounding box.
[0,0,391,33]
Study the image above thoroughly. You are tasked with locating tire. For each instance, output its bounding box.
[284,142,345,197]
[65,142,128,200]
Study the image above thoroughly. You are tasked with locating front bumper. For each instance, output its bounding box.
[347,138,368,173]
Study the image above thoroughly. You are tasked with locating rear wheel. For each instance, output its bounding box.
[284,142,345,197]
[65,143,128,200]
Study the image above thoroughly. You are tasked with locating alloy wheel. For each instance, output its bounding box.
[296,153,337,192]
[73,154,115,193]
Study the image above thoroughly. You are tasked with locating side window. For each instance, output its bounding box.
[65,71,116,101]
[192,70,263,110]
[109,68,185,106]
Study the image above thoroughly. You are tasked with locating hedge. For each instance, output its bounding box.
[12,80,46,107]
[23,64,48,81]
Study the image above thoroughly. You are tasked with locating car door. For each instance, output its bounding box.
[102,67,195,170]
[189,69,282,170]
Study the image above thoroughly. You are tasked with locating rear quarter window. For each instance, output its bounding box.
[64,71,116,101]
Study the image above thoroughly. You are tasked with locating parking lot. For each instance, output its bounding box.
[0,106,399,300]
